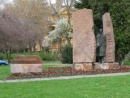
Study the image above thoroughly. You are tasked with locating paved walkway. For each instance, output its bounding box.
[0,72,130,83]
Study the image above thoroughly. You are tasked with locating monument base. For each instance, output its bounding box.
[74,63,93,70]
[74,62,119,70]
[94,62,119,69]
[11,64,42,73]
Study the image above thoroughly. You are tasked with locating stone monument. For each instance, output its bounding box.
[94,13,119,69]
[10,55,42,73]
[103,13,115,63]
[72,8,96,70]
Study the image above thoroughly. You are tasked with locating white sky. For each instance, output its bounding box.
[0,0,56,9]
[7,0,56,4]
[49,0,56,4]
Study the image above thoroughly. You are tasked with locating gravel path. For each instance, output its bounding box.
[0,72,130,83]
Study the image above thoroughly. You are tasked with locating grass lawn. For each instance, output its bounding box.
[124,61,130,66]
[1,52,41,60]
[43,60,72,67]
[0,66,11,80]
[0,75,130,98]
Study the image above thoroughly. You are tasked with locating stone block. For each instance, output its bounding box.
[72,8,96,63]
[94,63,109,69]
[113,62,119,68]
[10,55,42,73]
[83,63,93,70]
[74,63,92,70]
[103,13,115,62]
[94,62,119,69]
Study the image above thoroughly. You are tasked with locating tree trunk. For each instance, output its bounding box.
[9,48,11,63]
[120,54,125,65]
[29,46,32,55]
[5,48,11,63]
[66,36,71,45]
[23,48,25,55]
[58,38,62,53]
[115,51,125,65]
[39,41,43,51]
[115,51,120,64]
[33,43,36,52]
[121,59,125,65]
[16,50,19,54]
[5,50,9,63]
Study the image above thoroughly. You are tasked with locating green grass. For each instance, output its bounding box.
[2,51,58,61]
[42,60,71,67]
[0,66,11,80]
[1,52,42,60]
[124,61,130,66]
[0,75,130,98]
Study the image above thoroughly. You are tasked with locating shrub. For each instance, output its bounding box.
[39,52,58,61]
[51,53,59,61]
[11,53,17,59]
[61,45,73,64]
[44,47,50,53]
[1,52,17,60]
[126,52,130,61]
[0,53,3,60]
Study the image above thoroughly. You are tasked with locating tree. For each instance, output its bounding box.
[109,1,130,65]
[74,0,130,65]
[43,18,72,53]
[13,0,51,51]
[4,0,52,53]
[0,11,24,63]
[0,0,51,62]
[48,0,75,50]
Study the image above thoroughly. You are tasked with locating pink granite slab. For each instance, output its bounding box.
[72,8,96,63]
[103,13,115,62]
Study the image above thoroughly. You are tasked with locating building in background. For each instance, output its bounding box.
[34,0,76,52]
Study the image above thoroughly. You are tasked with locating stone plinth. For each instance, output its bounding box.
[10,55,42,73]
[103,13,115,62]
[94,62,119,69]
[72,8,96,63]
[11,64,42,73]
[74,63,92,70]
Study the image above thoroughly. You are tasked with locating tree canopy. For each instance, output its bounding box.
[0,0,51,62]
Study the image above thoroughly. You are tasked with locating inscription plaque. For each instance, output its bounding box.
[10,55,42,73]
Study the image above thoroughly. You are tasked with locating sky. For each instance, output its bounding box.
[0,0,56,9]
[50,0,56,4]
[7,0,56,4]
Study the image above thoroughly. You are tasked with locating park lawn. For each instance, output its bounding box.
[124,61,130,66]
[0,66,11,80]
[2,52,41,60]
[43,60,71,67]
[0,75,130,98]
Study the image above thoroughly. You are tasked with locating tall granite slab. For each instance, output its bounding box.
[103,13,115,62]
[72,8,96,63]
